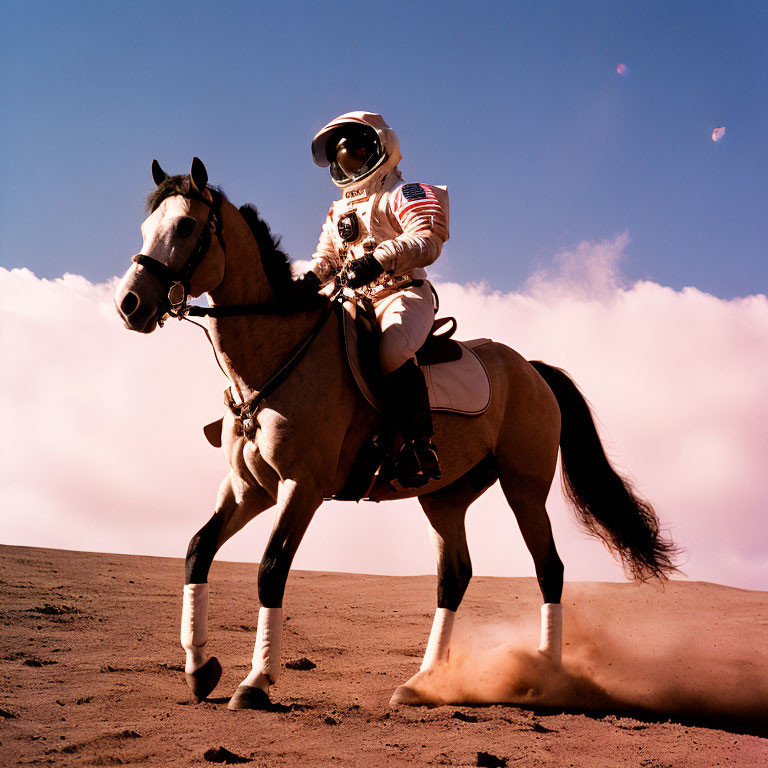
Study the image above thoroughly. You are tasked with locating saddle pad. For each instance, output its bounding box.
[424,338,492,414]
[342,302,491,415]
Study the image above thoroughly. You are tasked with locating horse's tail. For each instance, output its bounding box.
[529,360,680,581]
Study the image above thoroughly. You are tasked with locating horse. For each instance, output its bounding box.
[114,158,678,711]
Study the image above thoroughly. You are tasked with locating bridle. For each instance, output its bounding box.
[132,188,337,322]
[129,187,343,435]
[132,189,226,323]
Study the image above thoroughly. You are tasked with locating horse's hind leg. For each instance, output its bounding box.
[182,473,273,701]
[498,469,565,662]
[390,456,498,706]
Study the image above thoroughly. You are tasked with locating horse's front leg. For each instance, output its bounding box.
[228,476,322,710]
[182,472,274,702]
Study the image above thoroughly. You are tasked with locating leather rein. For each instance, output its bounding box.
[132,189,337,438]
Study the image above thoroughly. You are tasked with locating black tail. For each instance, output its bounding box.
[529,361,680,581]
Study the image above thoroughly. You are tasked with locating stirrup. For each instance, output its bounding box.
[331,434,393,501]
[396,438,441,488]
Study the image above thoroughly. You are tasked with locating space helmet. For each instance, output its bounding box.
[311,111,402,193]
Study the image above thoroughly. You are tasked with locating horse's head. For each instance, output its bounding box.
[115,158,226,333]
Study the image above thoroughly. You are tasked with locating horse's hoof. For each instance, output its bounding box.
[185,656,222,702]
[227,684,272,711]
[389,684,426,707]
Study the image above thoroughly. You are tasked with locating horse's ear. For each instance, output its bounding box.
[151,159,168,186]
[190,157,208,193]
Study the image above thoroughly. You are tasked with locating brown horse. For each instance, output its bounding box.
[114,158,677,710]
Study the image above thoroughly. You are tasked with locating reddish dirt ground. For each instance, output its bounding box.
[0,544,765,767]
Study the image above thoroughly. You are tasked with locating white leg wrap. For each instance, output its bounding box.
[420,608,455,671]
[538,603,563,663]
[241,607,283,690]
[180,583,209,674]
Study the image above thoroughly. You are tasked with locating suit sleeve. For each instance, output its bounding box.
[308,205,342,284]
[373,184,449,276]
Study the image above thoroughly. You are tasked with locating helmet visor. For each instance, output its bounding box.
[327,124,384,185]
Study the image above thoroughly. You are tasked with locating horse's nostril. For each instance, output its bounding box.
[120,291,140,316]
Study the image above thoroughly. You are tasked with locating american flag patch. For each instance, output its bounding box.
[391,182,447,239]
[402,183,427,201]
[393,183,440,218]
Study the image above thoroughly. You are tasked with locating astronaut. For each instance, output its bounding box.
[300,111,449,487]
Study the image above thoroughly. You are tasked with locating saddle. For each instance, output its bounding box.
[339,298,491,416]
[330,297,491,501]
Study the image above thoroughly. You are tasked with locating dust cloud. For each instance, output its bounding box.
[410,591,768,726]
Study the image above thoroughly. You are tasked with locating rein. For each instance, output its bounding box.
[133,188,339,439]
[222,299,337,439]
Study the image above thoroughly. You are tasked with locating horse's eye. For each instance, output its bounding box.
[176,217,196,237]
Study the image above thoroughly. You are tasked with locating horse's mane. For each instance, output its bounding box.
[146,175,314,306]
[237,203,295,299]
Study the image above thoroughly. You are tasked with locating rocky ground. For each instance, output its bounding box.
[0,544,765,767]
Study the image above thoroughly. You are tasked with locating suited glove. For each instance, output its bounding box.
[295,270,321,298]
[343,254,385,289]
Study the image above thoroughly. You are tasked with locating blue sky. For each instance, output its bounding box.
[2,2,767,589]
[1,0,765,298]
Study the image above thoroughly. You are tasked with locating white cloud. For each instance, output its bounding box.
[2,241,767,590]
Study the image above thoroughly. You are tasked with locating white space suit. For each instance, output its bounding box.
[308,111,449,375]
[308,111,447,486]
